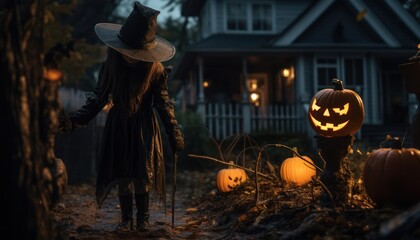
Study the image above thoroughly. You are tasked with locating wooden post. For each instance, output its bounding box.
[315,135,354,205]
[399,46,420,148]
[412,94,420,148]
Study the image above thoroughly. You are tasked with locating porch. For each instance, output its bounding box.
[197,101,310,140]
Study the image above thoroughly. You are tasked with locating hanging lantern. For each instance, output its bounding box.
[308,79,364,137]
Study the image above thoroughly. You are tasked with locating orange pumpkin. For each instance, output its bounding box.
[216,162,247,193]
[363,138,420,206]
[280,148,316,186]
[308,79,364,137]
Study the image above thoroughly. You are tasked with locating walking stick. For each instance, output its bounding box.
[171,151,178,229]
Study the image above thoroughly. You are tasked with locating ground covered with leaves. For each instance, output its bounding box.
[51,134,420,239]
[51,166,420,239]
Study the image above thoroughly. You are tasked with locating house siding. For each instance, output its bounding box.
[365,0,419,47]
[216,0,224,33]
[274,0,312,34]
[201,0,212,38]
[206,0,310,35]
[295,1,383,45]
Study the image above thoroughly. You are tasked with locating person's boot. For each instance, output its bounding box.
[116,194,133,231]
[135,193,150,232]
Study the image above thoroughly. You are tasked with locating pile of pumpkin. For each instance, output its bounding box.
[216,79,420,207]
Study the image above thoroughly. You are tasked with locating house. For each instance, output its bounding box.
[173,0,420,144]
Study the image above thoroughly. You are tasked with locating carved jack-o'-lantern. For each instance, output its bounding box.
[308,79,364,137]
[216,162,248,193]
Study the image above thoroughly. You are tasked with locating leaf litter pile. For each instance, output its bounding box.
[51,134,420,239]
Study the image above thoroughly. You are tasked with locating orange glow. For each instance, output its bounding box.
[282,68,290,78]
[45,69,63,81]
[203,80,209,88]
[250,92,260,102]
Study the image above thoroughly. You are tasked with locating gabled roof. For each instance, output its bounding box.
[383,0,420,40]
[273,0,420,48]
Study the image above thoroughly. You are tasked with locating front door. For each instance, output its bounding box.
[247,73,268,108]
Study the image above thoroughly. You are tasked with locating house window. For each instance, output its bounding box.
[226,3,247,31]
[316,58,338,89]
[252,4,272,31]
[226,2,273,32]
[315,57,364,93]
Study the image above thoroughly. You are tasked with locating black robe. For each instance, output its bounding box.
[69,63,180,207]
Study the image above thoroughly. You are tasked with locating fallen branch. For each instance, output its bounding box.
[187,154,274,180]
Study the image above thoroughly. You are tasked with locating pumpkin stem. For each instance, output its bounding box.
[292,147,298,158]
[332,79,344,90]
[228,161,234,169]
[379,135,403,149]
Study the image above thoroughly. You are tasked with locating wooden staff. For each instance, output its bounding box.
[171,152,178,229]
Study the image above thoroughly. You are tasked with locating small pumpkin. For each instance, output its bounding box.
[280,147,316,186]
[363,137,420,206]
[308,79,364,137]
[216,162,248,193]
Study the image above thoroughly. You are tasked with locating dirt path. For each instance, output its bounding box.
[51,170,228,240]
[52,168,420,239]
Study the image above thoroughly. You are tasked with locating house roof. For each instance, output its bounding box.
[272,0,419,48]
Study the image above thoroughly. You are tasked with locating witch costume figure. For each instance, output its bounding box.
[59,2,184,232]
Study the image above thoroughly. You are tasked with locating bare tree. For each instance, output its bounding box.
[1,1,66,239]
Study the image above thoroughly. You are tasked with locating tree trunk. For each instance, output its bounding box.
[0,1,61,239]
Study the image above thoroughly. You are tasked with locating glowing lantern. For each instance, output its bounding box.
[308,79,364,137]
[216,162,248,193]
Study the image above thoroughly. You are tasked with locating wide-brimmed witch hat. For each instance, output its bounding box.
[94,1,175,62]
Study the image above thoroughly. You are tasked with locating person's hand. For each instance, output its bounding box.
[58,111,73,133]
[170,128,184,154]
[174,135,184,153]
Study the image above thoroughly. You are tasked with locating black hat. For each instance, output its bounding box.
[94,1,175,62]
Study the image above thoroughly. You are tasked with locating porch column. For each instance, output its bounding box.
[242,57,251,133]
[296,55,308,102]
[296,55,312,140]
[197,57,206,120]
[198,57,205,102]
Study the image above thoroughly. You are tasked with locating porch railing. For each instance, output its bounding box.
[201,102,308,139]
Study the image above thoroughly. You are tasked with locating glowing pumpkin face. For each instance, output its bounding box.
[216,164,247,193]
[308,79,364,137]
